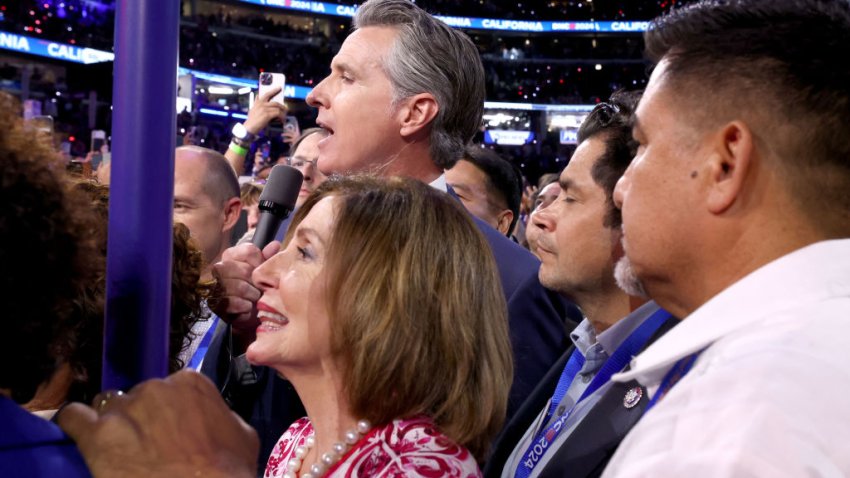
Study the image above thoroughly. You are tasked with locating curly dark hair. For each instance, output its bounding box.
[64,181,108,404]
[0,93,100,403]
[170,222,212,371]
[63,182,211,403]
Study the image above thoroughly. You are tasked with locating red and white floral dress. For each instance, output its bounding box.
[264,416,481,477]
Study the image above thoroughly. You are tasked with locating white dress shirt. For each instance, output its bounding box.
[603,239,850,477]
[429,173,448,192]
[179,299,213,370]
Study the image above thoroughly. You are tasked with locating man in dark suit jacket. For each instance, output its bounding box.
[203,1,578,473]
[483,92,678,478]
[486,306,677,478]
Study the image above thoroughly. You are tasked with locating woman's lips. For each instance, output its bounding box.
[256,303,288,333]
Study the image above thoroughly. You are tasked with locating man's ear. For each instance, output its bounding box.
[495,209,514,236]
[705,121,754,215]
[399,93,439,139]
[222,197,242,232]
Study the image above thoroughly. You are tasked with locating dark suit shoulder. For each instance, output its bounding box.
[484,346,576,478]
[536,314,680,478]
[470,214,539,298]
[504,272,580,420]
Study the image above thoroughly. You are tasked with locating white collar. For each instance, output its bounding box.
[428,173,448,193]
[613,239,850,387]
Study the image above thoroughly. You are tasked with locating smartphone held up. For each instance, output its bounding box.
[259,72,286,105]
[90,130,108,170]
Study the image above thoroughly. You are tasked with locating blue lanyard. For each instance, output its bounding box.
[645,349,703,412]
[514,308,672,478]
[187,316,219,370]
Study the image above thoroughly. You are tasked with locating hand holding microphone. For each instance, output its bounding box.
[212,165,302,349]
[252,165,303,248]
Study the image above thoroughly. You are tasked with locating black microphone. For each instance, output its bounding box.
[252,165,303,248]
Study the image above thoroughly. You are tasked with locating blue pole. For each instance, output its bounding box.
[103,0,179,389]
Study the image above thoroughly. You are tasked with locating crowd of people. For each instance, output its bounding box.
[3,0,114,49]
[0,0,691,179]
[2,0,850,477]
[5,0,683,105]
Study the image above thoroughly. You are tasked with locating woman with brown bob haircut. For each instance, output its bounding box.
[249,175,512,477]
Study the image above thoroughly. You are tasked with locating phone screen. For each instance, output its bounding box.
[91,153,103,170]
[92,138,105,152]
[284,116,300,135]
[91,130,107,153]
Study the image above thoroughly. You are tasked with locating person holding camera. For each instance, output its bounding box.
[225,86,288,177]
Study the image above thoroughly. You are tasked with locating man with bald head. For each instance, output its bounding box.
[173,146,241,279]
[603,0,850,474]
[173,146,241,368]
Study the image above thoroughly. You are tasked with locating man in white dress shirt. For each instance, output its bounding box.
[604,0,850,475]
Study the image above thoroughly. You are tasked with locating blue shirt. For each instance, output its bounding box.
[0,395,91,477]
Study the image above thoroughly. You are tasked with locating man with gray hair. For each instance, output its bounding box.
[305,0,485,180]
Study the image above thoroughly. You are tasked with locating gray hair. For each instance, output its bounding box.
[353,0,485,170]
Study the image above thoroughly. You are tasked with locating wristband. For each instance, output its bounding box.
[231,135,253,148]
[228,141,249,156]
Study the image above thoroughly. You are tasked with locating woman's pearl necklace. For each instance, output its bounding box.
[283,419,372,478]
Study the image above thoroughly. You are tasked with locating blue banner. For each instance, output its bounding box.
[484,130,535,146]
[0,30,114,64]
[484,101,595,113]
[238,0,356,17]
[436,16,649,33]
[233,0,649,33]
[560,130,579,145]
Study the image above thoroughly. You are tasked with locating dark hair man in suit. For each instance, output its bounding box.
[485,91,678,478]
[604,0,850,475]
[447,145,523,237]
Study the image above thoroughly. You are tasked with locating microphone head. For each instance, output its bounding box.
[260,165,304,210]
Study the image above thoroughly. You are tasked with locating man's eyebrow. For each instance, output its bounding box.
[332,58,357,75]
[559,177,577,192]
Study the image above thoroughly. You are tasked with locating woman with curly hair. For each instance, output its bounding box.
[24,181,212,412]
[0,93,94,475]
